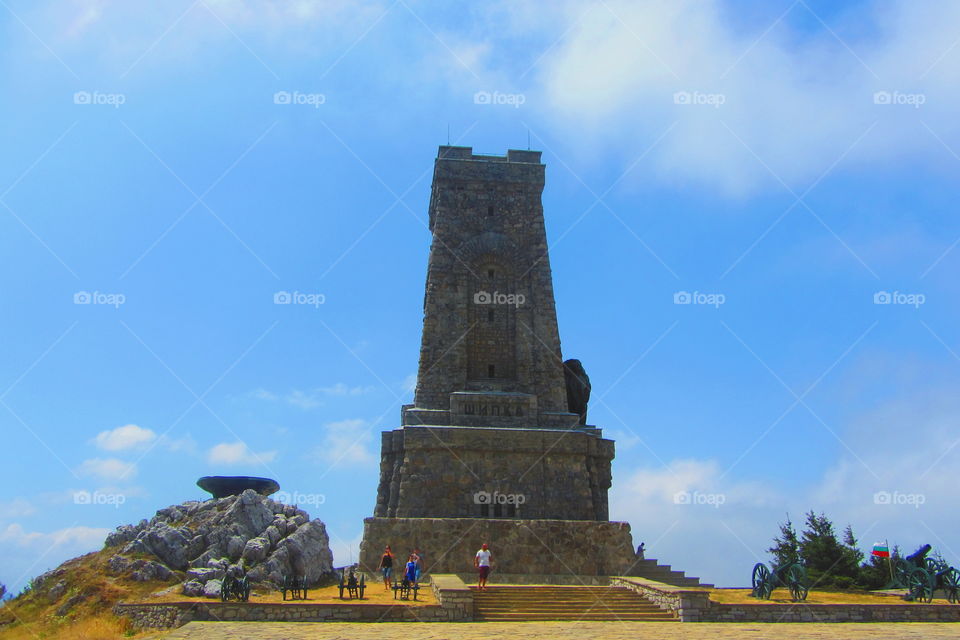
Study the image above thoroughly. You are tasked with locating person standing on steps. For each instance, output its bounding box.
[475,542,493,591]
[637,542,645,560]
[404,554,419,586]
[379,545,395,590]
[411,547,424,583]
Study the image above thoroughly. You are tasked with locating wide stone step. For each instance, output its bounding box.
[471,585,677,622]
[477,607,667,613]
[476,613,678,621]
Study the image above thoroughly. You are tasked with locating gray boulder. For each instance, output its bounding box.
[142,522,192,570]
[95,489,334,594]
[202,579,222,599]
[182,580,204,597]
[226,535,245,560]
[242,537,270,564]
[131,560,174,582]
[46,580,67,602]
[186,567,223,583]
[56,593,84,616]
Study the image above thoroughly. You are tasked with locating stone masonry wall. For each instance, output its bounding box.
[611,577,960,623]
[373,426,613,520]
[115,579,473,629]
[411,146,569,423]
[359,517,638,577]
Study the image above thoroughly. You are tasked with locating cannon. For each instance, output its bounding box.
[894,545,959,604]
[220,574,250,602]
[338,568,365,599]
[281,575,308,601]
[751,557,809,601]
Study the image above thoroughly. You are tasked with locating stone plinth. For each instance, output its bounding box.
[359,517,638,577]
[374,426,612,520]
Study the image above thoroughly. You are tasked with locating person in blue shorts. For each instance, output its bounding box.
[378,545,395,590]
[411,547,424,583]
[404,554,418,585]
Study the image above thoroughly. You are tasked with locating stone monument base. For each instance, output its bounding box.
[359,517,639,577]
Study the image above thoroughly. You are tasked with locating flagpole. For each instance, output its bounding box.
[886,539,894,584]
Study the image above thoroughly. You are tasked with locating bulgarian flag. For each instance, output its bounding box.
[872,543,890,558]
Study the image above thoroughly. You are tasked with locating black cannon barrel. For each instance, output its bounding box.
[906,544,932,565]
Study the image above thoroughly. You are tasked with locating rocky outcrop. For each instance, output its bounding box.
[103,489,334,597]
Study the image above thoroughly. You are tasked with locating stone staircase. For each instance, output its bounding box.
[628,558,713,588]
[471,585,678,622]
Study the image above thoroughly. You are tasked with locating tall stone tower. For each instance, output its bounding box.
[359,146,640,578]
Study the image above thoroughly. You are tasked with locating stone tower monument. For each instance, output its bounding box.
[358,146,642,578]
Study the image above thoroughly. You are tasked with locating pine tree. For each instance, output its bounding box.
[798,511,860,589]
[767,515,800,566]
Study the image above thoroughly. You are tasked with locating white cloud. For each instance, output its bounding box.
[0,523,108,549]
[40,0,387,66]
[208,442,277,466]
[608,371,960,588]
[327,530,364,568]
[251,388,279,401]
[486,0,960,194]
[159,433,197,455]
[253,384,377,410]
[312,418,377,469]
[77,457,137,481]
[0,499,37,520]
[0,523,110,594]
[93,424,156,451]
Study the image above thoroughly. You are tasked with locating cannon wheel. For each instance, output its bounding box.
[893,558,911,589]
[942,568,960,604]
[926,557,947,575]
[751,563,771,599]
[220,576,231,602]
[908,567,935,604]
[787,563,809,602]
[239,577,250,602]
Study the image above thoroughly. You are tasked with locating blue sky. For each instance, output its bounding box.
[2,0,960,593]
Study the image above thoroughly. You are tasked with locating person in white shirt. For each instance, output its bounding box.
[474,543,493,590]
